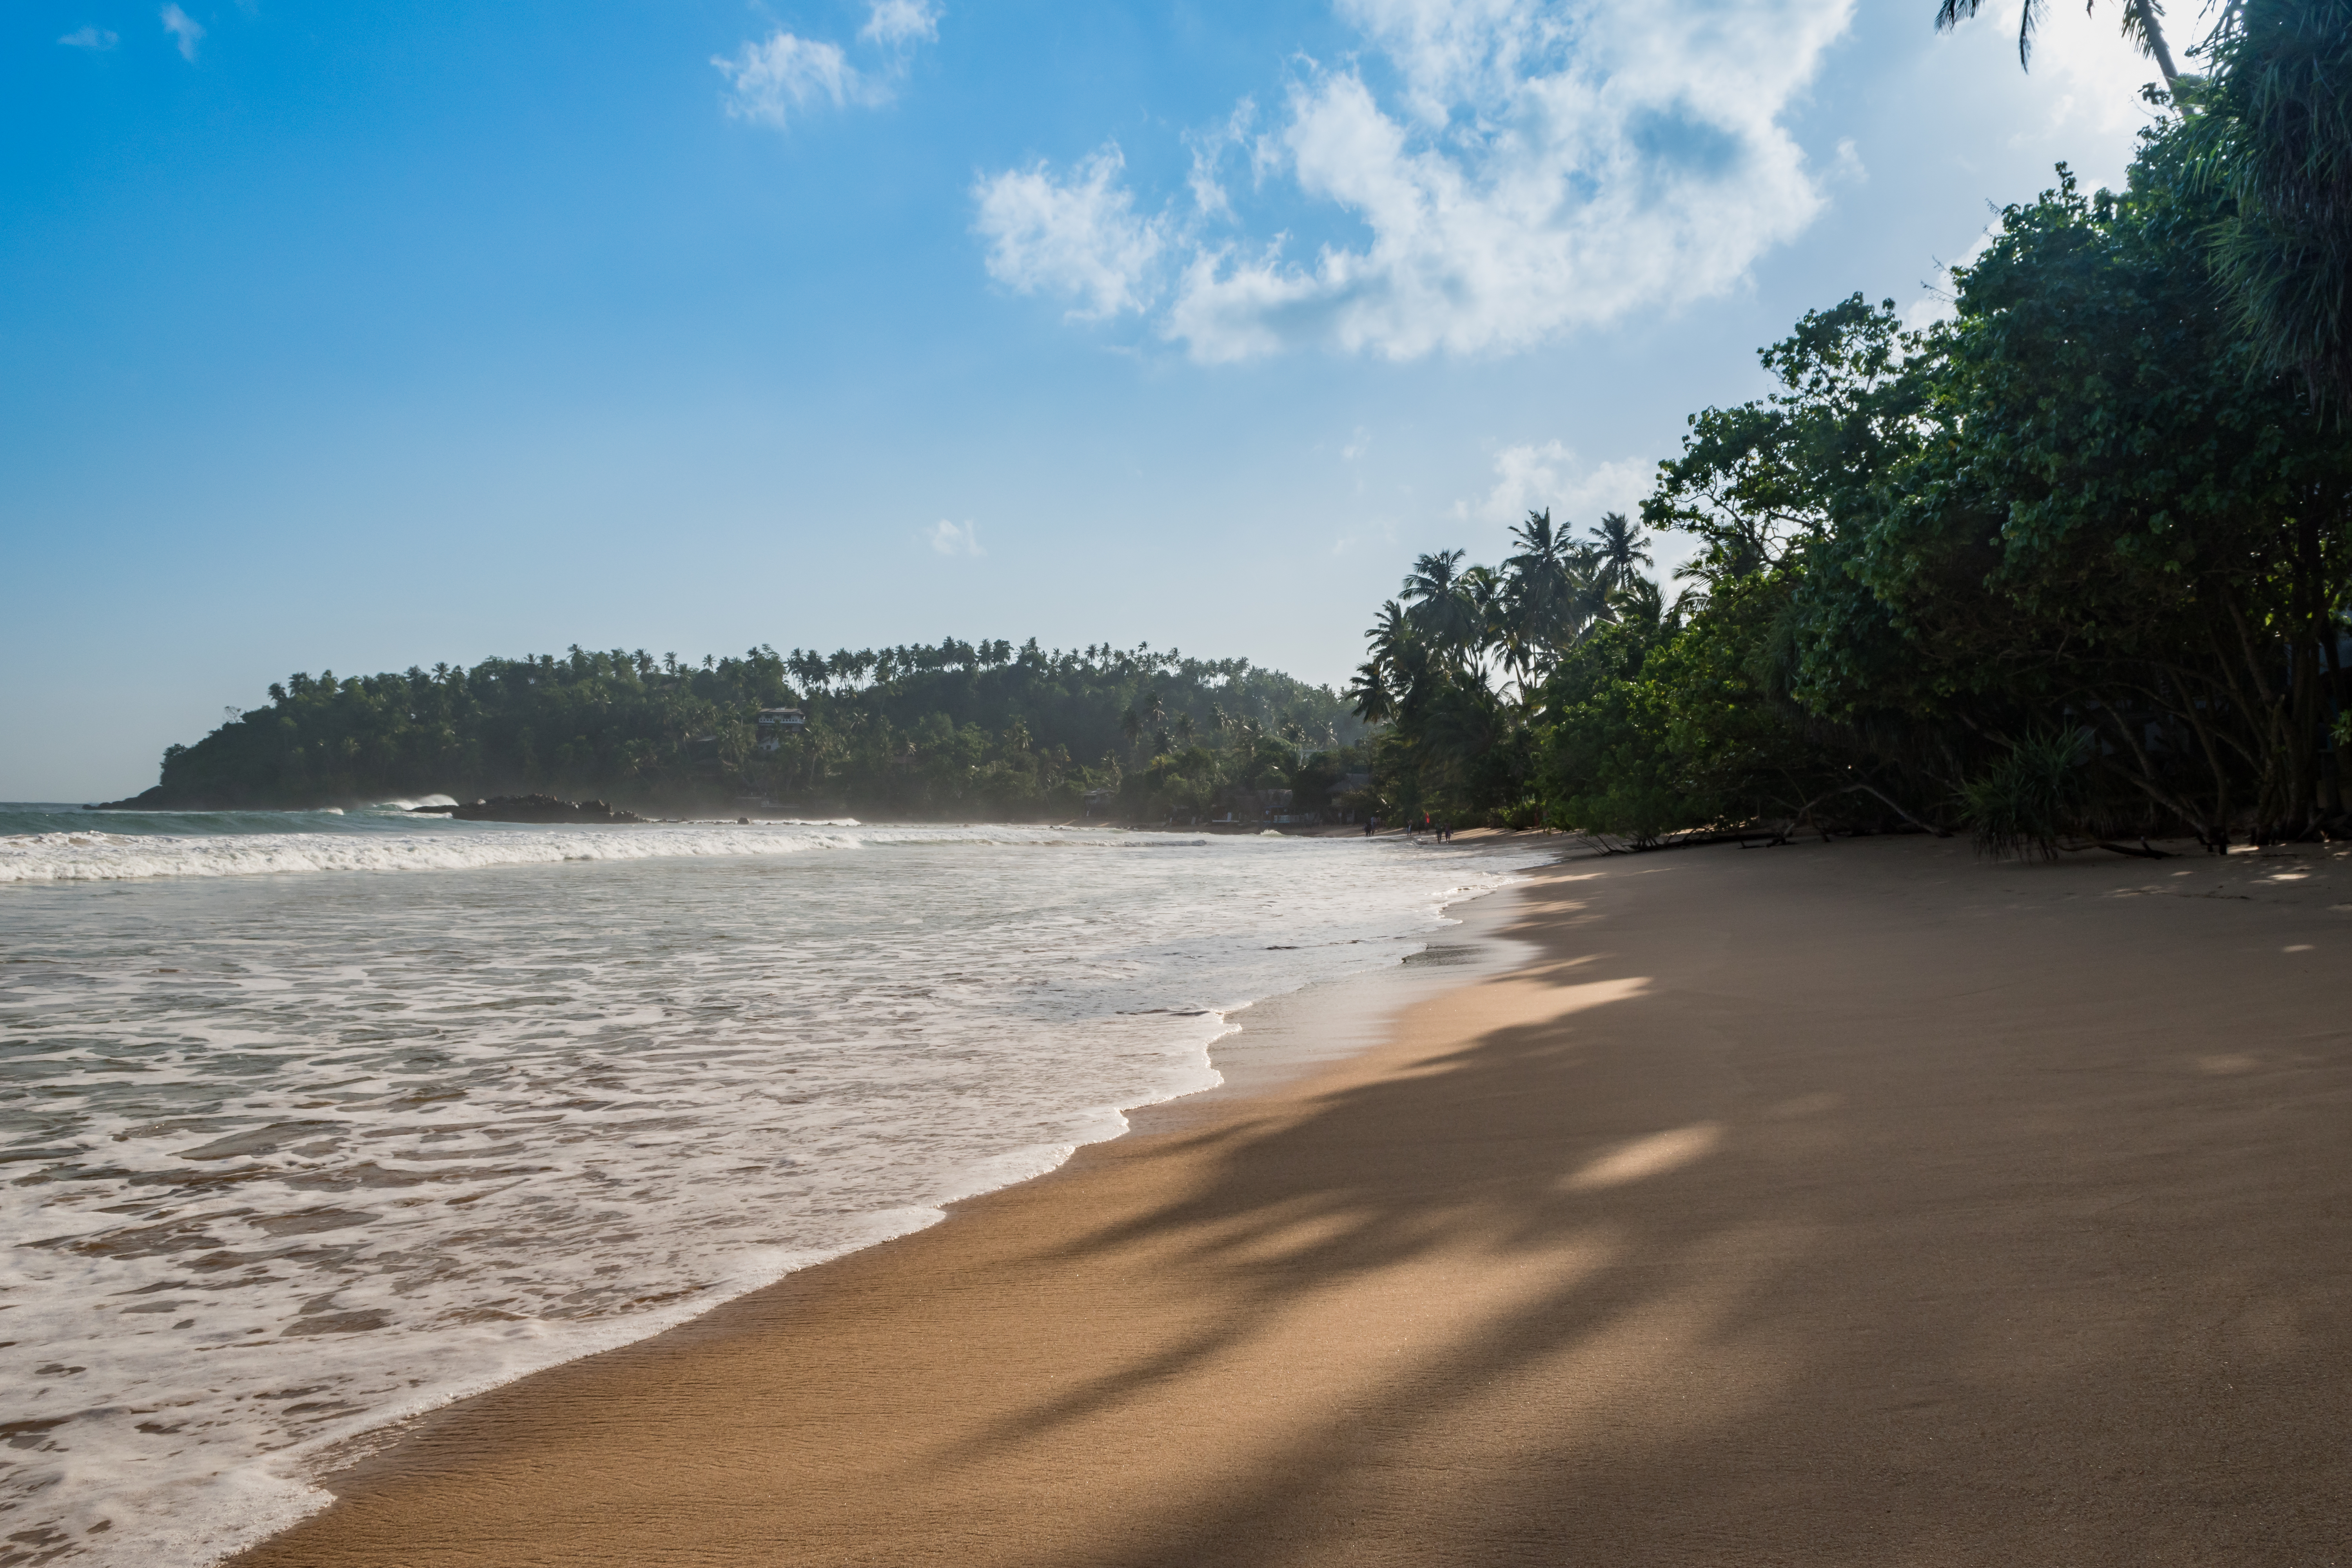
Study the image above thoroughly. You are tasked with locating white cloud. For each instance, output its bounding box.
[715,2,939,130]
[1458,439,1651,529]
[861,0,940,48]
[715,34,869,127]
[1185,99,1258,219]
[973,145,1167,320]
[160,4,203,62]
[977,0,1858,362]
[58,25,118,49]
[927,519,984,557]
[1931,0,2163,192]
[1998,0,2163,141]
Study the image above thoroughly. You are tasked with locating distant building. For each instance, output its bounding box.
[755,708,807,753]
[1081,786,1115,817]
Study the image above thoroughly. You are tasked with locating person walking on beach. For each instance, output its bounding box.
[1364,815,1377,837]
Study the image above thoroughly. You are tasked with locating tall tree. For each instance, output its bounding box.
[2190,0,2352,409]
[1590,512,1656,598]
[1399,549,1488,668]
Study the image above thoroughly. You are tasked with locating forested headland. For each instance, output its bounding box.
[1352,11,2352,853]
[112,640,1367,820]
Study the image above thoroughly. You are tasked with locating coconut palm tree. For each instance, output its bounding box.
[1459,563,1508,678]
[1935,0,2187,94]
[1345,660,1397,725]
[1590,512,1656,599]
[1399,549,1488,666]
[1352,601,1421,724]
[1501,509,1606,684]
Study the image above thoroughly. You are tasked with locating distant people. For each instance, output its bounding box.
[1364,815,1376,837]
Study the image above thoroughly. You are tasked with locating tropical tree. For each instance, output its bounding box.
[1399,549,1488,665]
[2188,0,2352,408]
[1589,512,1656,599]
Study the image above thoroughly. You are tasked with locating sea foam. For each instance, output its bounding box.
[0,820,1548,1566]
[0,822,1139,884]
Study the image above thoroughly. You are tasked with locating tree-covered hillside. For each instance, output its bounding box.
[118,639,1365,819]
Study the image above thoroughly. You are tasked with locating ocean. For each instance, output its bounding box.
[0,804,1547,1566]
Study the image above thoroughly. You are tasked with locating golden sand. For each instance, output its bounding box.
[234,837,2352,1566]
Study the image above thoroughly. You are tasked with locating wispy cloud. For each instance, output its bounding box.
[860,0,940,47]
[1455,440,1652,530]
[927,519,984,557]
[58,25,118,49]
[974,0,1857,363]
[716,33,868,126]
[716,0,940,129]
[160,3,204,62]
[973,146,1167,320]
[1454,438,1686,571]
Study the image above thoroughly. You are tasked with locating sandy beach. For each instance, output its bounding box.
[232,835,2352,1567]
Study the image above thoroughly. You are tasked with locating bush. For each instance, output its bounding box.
[1960,731,2092,859]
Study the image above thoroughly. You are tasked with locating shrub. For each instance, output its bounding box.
[1960,731,2092,859]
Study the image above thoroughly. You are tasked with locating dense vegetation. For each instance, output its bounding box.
[120,641,1366,819]
[1349,11,2352,852]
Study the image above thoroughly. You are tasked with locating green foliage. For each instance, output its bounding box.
[129,640,1363,820]
[1960,731,2094,860]
[2189,0,2352,410]
[1350,108,2352,848]
[1537,619,1693,842]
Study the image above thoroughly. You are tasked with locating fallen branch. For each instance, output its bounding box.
[2058,837,2173,859]
[1770,782,1950,846]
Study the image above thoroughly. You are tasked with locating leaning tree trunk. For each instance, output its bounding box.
[2125,0,2186,91]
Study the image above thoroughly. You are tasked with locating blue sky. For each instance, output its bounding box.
[3,0,2164,800]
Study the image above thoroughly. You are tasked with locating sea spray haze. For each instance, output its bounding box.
[0,806,1546,1566]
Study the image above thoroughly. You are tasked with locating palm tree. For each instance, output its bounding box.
[1590,512,1655,598]
[1935,0,2186,94]
[1459,563,1507,679]
[1399,549,1487,666]
[1501,509,1590,686]
[1400,548,1465,605]
[789,650,829,693]
[1345,659,1397,725]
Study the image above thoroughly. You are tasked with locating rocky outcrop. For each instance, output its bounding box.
[413,795,648,824]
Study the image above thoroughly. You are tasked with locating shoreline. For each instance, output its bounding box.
[181,838,1548,1566]
[232,836,2352,1566]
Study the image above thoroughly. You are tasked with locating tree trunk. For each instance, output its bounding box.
[2126,0,2185,91]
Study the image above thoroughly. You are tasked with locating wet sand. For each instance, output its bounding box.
[234,836,2352,1567]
